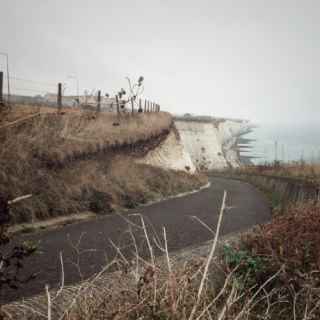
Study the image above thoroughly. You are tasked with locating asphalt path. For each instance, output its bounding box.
[1,176,270,304]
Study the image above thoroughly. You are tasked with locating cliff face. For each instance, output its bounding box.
[174,120,227,170]
[175,117,253,170]
[137,130,196,173]
[217,119,254,168]
[138,116,253,172]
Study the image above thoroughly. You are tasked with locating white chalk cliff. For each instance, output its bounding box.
[136,130,196,173]
[138,115,253,172]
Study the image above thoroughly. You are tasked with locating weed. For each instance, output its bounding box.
[223,244,266,288]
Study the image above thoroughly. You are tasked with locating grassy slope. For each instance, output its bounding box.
[0,105,207,223]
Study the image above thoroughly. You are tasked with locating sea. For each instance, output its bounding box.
[244,122,320,164]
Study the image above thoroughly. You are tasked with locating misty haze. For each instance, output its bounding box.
[1,1,319,319]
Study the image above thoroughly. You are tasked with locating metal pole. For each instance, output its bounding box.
[0,71,3,105]
[6,54,10,103]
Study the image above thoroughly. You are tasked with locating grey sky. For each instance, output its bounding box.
[1,0,319,125]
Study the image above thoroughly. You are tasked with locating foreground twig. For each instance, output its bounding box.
[189,190,227,320]
[8,194,32,205]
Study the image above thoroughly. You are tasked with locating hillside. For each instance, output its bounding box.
[0,105,207,224]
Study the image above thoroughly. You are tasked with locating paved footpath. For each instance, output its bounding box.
[1,176,270,304]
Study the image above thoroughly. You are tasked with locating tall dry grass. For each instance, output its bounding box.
[1,105,172,166]
[0,105,205,223]
[238,163,320,183]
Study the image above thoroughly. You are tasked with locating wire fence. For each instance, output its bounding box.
[0,73,161,115]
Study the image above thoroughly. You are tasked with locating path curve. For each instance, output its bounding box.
[1,176,270,303]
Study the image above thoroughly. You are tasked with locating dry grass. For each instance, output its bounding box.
[1,104,173,166]
[0,105,206,224]
[238,163,320,184]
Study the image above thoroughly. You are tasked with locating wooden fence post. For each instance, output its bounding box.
[115,95,120,115]
[57,83,62,112]
[97,90,101,112]
[139,98,143,112]
[131,97,134,114]
[144,99,147,113]
[0,72,3,106]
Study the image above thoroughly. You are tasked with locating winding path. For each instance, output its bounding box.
[1,176,270,304]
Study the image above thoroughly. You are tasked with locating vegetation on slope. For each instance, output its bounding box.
[0,105,206,224]
[236,162,320,184]
[229,202,320,319]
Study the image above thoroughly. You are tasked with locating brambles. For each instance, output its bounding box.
[243,202,320,277]
[236,202,320,319]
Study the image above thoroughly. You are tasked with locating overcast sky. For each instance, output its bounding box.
[1,0,319,125]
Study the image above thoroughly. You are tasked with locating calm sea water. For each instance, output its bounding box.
[245,122,320,164]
